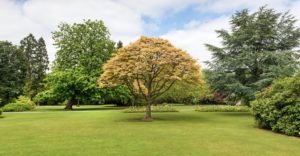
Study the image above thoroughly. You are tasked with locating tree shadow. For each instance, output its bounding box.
[72,106,125,111]
[216,112,252,117]
[36,105,126,112]
[120,113,209,123]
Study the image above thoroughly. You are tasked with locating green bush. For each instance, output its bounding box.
[251,73,300,137]
[16,96,35,106]
[195,105,250,112]
[2,103,34,112]
[123,104,179,113]
[0,108,3,116]
[2,96,35,112]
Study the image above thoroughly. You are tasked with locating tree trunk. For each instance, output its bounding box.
[65,96,76,110]
[144,101,152,121]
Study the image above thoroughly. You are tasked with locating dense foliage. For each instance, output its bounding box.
[2,96,35,112]
[101,85,132,106]
[53,19,115,75]
[195,105,249,112]
[38,20,116,109]
[251,73,300,136]
[20,34,49,99]
[157,81,203,104]
[205,6,300,105]
[33,88,63,105]
[2,103,33,112]
[0,41,27,106]
[100,36,202,120]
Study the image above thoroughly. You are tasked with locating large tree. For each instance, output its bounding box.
[205,6,300,105]
[0,41,26,105]
[20,34,49,99]
[53,19,115,76]
[47,19,115,110]
[100,36,202,120]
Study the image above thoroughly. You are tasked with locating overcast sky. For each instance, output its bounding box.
[1,0,300,67]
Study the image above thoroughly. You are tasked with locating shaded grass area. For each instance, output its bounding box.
[34,104,125,112]
[0,105,299,156]
[123,104,179,113]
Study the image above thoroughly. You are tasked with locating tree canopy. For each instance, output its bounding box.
[20,34,49,99]
[0,41,26,105]
[205,6,300,105]
[53,19,115,76]
[100,36,202,120]
[37,20,116,109]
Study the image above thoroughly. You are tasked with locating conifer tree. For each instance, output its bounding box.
[20,34,49,99]
[205,6,300,105]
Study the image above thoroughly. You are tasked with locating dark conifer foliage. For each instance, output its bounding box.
[20,34,49,99]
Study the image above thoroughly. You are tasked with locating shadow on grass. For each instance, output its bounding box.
[72,106,126,111]
[36,105,126,112]
[216,112,252,117]
[121,113,209,123]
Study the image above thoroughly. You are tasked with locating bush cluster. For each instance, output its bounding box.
[251,73,300,137]
[123,104,179,113]
[0,108,2,116]
[2,96,35,112]
[195,105,250,112]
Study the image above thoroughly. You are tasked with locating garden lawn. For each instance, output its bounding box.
[0,105,299,156]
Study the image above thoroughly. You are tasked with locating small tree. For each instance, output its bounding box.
[100,36,202,120]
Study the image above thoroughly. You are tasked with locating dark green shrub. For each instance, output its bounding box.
[0,108,3,116]
[195,105,249,112]
[251,73,300,137]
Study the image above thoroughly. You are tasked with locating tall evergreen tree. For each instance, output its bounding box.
[20,34,49,99]
[205,6,300,105]
[34,38,49,93]
[0,41,27,105]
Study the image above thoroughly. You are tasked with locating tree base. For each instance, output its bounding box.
[143,117,153,122]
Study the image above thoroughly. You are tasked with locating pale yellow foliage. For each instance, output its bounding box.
[100,36,202,102]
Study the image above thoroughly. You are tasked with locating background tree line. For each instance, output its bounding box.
[1,6,299,110]
[0,34,48,106]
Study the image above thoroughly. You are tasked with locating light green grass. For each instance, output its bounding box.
[0,105,299,156]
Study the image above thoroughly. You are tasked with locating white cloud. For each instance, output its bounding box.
[0,0,145,64]
[161,0,300,68]
[197,0,289,13]
[116,0,204,19]
[161,16,230,67]
[0,0,204,64]
[0,0,300,68]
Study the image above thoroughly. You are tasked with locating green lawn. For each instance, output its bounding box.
[0,105,299,156]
